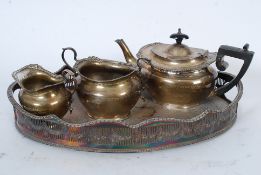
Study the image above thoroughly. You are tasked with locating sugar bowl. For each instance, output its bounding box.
[119,29,254,107]
[61,43,141,120]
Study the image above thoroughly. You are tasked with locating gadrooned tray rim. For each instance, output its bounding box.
[14,116,236,153]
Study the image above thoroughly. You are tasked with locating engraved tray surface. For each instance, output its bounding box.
[7,66,243,152]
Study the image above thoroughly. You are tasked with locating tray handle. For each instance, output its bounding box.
[215,44,254,95]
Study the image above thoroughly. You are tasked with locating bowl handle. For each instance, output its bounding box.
[214,43,254,95]
[137,58,153,78]
[61,47,78,75]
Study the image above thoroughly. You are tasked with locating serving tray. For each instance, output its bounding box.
[7,66,243,152]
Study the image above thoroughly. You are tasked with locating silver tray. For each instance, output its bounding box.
[7,67,242,152]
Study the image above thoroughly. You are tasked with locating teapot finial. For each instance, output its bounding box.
[170,28,189,44]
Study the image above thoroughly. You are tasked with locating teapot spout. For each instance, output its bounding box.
[115,39,137,65]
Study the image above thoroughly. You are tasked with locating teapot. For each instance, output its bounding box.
[117,29,254,107]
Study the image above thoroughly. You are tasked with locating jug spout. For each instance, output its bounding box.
[115,39,137,65]
[12,64,64,91]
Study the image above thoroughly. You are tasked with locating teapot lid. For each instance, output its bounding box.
[137,29,216,71]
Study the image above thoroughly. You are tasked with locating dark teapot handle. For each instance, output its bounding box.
[215,43,254,95]
[61,47,78,75]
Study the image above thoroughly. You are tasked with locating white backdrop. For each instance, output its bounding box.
[0,0,260,175]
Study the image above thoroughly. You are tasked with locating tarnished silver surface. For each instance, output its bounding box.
[133,29,253,106]
[61,43,141,120]
[7,66,243,152]
[137,42,216,72]
[12,64,75,118]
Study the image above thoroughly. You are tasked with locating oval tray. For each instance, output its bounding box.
[7,67,243,153]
